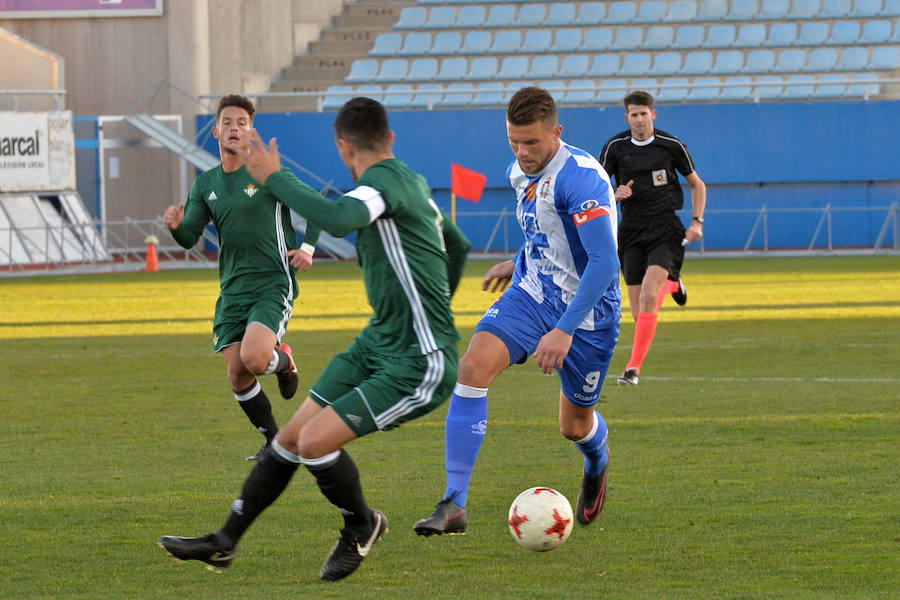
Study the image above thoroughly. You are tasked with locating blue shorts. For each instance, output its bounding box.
[475,285,619,407]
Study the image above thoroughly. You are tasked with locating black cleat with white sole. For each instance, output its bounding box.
[413,497,468,536]
[159,533,235,573]
[320,510,388,581]
[617,367,639,386]
[671,277,688,306]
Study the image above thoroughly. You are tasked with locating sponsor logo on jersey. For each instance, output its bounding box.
[243,184,258,197]
[573,206,610,226]
[652,169,668,186]
[208,191,218,201]
[579,199,600,211]
[539,177,553,199]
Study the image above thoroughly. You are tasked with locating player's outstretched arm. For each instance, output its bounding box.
[483,259,515,293]
[440,214,471,297]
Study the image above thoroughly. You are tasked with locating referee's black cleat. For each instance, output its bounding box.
[575,461,608,525]
[159,533,235,573]
[276,342,299,399]
[320,510,388,582]
[413,496,468,536]
[671,277,688,306]
[617,367,639,386]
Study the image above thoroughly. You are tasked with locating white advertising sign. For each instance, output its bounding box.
[0,111,76,192]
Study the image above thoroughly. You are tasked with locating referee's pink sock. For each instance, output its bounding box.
[626,312,659,373]
[656,279,680,310]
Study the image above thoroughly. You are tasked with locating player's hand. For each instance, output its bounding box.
[242,129,281,186]
[163,204,184,229]
[482,259,515,293]
[614,180,634,202]
[535,328,573,375]
[684,221,703,244]
[286,247,313,271]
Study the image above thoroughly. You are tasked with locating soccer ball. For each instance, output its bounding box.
[507,487,574,552]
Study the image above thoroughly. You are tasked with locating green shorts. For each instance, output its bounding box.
[310,338,459,436]
[212,289,293,352]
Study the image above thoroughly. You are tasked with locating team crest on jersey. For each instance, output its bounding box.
[539,177,553,199]
[208,191,218,201]
[573,205,610,226]
[243,184,259,197]
[652,169,668,186]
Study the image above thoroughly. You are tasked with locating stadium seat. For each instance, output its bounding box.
[827,21,861,44]
[703,25,737,48]
[346,59,379,83]
[657,77,690,102]
[672,25,706,49]
[760,0,792,18]
[407,58,439,81]
[651,52,683,75]
[606,1,638,24]
[398,33,432,57]
[894,21,900,42]
[597,79,629,103]
[461,31,492,55]
[355,84,384,103]
[727,0,761,20]
[868,46,899,69]
[471,82,506,107]
[456,5,486,29]
[859,20,891,43]
[849,0,884,16]
[847,72,880,97]
[805,47,839,71]
[523,30,553,54]
[885,0,900,15]
[547,2,577,25]
[441,83,474,107]
[773,49,808,72]
[467,56,498,81]
[757,75,785,99]
[710,50,745,74]
[687,77,720,101]
[517,4,547,27]
[395,7,427,30]
[635,0,669,22]
[374,59,408,83]
[435,57,469,81]
[486,4,517,28]
[665,0,699,21]
[497,56,530,79]
[409,83,444,109]
[370,33,403,57]
[552,29,582,53]
[531,55,560,79]
[644,25,676,49]
[735,24,768,47]
[743,49,777,73]
[382,84,414,108]
[611,27,644,50]
[631,78,660,97]
[560,54,590,78]
[789,0,821,17]
[621,53,652,76]
[423,6,455,29]
[322,85,353,110]
[431,31,462,55]
[820,0,852,17]
[539,80,566,105]
[583,27,614,51]
[837,46,870,69]
[697,0,729,20]
[812,74,848,98]
[562,79,598,104]
[590,53,622,77]
[765,23,798,46]
[797,22,830,46]
[574,2,607,25]
[490,30,522,54]
[782,74,815,99]
[683,50,714,74]
[720,76,754,101]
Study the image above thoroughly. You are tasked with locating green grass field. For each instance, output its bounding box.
[1,256,898,599]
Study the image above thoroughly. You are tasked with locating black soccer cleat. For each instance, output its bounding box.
[276,342,299,399]
[413,497,468,536]
[671,277,688,306]
[575,461,609,525]
[617,367,639,386]
[158,533,235,573]
[320,510,388,582]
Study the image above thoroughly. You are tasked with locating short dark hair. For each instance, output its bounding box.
[334,97,391,152]
[216,94,255,122]
[507,86,557,127]
[624,90,654,109]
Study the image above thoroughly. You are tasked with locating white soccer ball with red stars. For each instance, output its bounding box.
[507,487,574,552]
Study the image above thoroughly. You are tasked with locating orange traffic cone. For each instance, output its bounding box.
[145,235,159,272]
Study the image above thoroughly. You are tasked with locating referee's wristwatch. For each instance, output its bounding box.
[692,216,704,224]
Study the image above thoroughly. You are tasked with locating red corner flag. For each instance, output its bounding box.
[451,163,487,203]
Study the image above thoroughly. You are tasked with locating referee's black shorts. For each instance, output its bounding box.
[618,213,686,286]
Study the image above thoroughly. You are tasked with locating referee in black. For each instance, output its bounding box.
[598,90,706,386]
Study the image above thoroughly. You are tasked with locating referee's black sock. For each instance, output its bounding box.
[305,449,373,531]
[234,380,278,443]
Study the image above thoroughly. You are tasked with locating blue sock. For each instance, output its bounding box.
[443,383,488,509]
[576,411,609,477]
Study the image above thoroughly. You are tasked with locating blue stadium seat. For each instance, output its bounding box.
[563,79,598,104]
[894,21,900,42]
[382,84,414,108]
[461,31,492,55]
[631,78,660,97]
[467,57,498,81]
[435,57,469,81]
[407,58,439,81]
[424,6,455,30]
[743,49,776,73]
[611,26,644,50]
[657,77,691,102]
[370,33,403,57]
[760,0,791,18]
[490,30,522,54]
[859,19,891,43]
[539,80,567,105]
[720,76,754,101]
[827,21,861,45]
[789,0,821,17]
[374,59,408,82]
[395,7,427,30]
[431,31,462,55]
[782,74,815,99]
[498,56,530,80]
[621,53,653,76]
[703,24,737,48]
[590,53,622,77]
[837,46,870,69]
[517,4,547,27]
[773,48,808,72]
[409,83,444,109]
[687,77,720,101]
[868,46,899,69]
[398,32,432,57]
[597,79,628,103]
[797,22,830,46]
[486,4,517,28]
[847,73,879,97]
[820,0,852,17]
[683,50,714,74]
[710,50,745,74]
[456,5,486,29]
[471,82,506,107]
[355,84,384,103]
[531,55,560,79]
[606,1,638,24]
[441,83,474,107]
[849,0,884,16]
[644,25,676,49]
[346,59,379,83]
[552,29,583,53]
[672,25,706,49]
[665,0,699,21]
[765,23,798,46]
[805,47,839,71]
[697,0,729,20]
[547,2,577,25]
[523,30,553,53]
[635,0,669,22]
[735,24,768,47]
[583,27,614,51]
[727,0,760,20]
[574,2,607,25]
[757,75,785,99]
[651,52,683,75]
[885,0,900,14]
[560,54,590,77]
[322,85,353,110]
[812,74,848,98]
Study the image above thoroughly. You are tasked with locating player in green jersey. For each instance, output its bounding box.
[163,95,322,460]
[159,97,471,581]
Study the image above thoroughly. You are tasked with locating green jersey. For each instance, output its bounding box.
[170,165,321,298]
[267,158,470,357]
